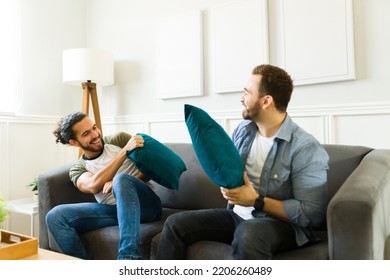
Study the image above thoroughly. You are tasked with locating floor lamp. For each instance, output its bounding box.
[63,48,114,157]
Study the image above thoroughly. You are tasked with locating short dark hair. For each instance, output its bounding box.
[252,64,293,112]
[53,112,87,144]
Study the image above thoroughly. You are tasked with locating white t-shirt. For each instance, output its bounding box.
[233,131,274,220]
[70,132,154,205]
[84,144,141,204]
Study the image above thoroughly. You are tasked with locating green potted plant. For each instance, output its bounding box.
[26,178,38,203]
[0,196,9,224]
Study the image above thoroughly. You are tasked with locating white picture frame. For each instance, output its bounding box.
[280,0,355,86]
[156,10,203,99]
[211,0,269,94]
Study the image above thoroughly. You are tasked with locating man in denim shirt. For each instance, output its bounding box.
[156,64,329,259]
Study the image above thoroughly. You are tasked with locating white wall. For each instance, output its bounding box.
[86,0,390,148]
[85,0,390,110]
[18,0,86,116]
[2,0,390,235]
[0,0,85,235]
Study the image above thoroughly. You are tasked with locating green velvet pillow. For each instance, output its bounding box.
[126,133,186,190]
[185,104,244,189]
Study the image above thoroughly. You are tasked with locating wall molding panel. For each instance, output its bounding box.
[2,102,389,156]
[0,116,77,199]
[103,102,390,149]
[0,122,10,200]
[0,114,62,124]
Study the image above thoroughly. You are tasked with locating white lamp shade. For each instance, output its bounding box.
[63,48,114,86]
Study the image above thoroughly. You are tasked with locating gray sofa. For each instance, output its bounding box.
[38,143,390,260]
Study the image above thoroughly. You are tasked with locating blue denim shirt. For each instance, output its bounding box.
[231,115,329,246]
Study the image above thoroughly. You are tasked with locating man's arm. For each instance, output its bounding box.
[76,135,145,194]
[220,172,289,221]
[222,145,328,228]
[284,143,328,228]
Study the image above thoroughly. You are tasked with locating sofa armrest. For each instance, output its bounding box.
[38,163,96,249]
[327,149,390,259]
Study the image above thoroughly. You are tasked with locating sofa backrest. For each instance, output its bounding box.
[154,143,227,210]
[323,144,373,203]
[155,143,374,223]
[319,144,373,230]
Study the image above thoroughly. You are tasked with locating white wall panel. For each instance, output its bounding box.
[290,116,327,144]
[150,121,191,143]
[104,122,147,137]
[156,10,204,99]
[334,114,390,149]
[226,118,243,136]
[7,121,76,200]
[211,0,269,93]
[0,122,10,200]
[280,0,355,85]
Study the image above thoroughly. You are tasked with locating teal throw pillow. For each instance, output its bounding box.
[126,133,186,190]
[185,104,244,189]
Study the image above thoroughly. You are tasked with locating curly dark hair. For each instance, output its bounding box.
[252,64,293,112]
[53,112,87,144]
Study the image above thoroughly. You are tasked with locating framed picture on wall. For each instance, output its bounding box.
[156,10,204,99]
[280,0,355,85]
[210,0,269,94]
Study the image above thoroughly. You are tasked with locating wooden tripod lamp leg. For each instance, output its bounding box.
[89,82,103,135]
[79,83,91,158]
[81,82,90,115]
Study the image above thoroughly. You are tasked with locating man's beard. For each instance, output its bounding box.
[78,137,103,153]
[242,102,261,120]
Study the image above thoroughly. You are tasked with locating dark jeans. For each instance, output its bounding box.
[156,208,298,259]
[46,174,162,259]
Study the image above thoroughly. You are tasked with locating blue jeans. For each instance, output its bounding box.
[46,174,162,260]
[156,208,298,259]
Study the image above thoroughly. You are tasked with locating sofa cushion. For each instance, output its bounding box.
[273,231,328,260]
[127,133,187,190]
[150,233,235,260]
[186,240,234,260]
[184,104,244,189]
[82,208,182,260]
[82,221,165,260]
[151,231,328,260]
[153,143,227,210]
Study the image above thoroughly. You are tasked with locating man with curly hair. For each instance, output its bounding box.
[47,112,162,259]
